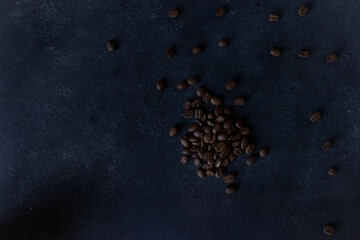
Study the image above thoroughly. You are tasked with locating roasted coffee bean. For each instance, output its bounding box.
[207,119,215,127]
[298,4,310,16]
[195,119,203,126]
[180,155,189,164]
[235,120,244,129]
[215,142,227,152]
[169,126,179,137]
[191,140,200,147]
[215,7,226,17]
[156,79,166,91]
[218,39,230,48]
[310,111,322,122]
[204,152,214,161]
[165,47,175,58]
[241,137,249,149]
[202,164,213,170]
[181,137,190,147]
[298,50,310,58]
[234,97,246,106]
[184,109,194,119]
[191,152,198,158]
[196,87,206,97]
[208,145,213,152]
[220,147,231,159]
[201,114,207,122]
[182,148,191,156]
[188,123,200,132]
[270,48,282,57]
[222,158,230,167]
[192,45,204,55]
[228,153,236,162]
[268,13,280,22]
[106,40,117,52]
[213,123,222,134]
[183,100,192,110]
[202,92,211,103]
[240,127,250,136]
[259,148,268,158]
[194,158,202,167]
[200,140,205,148]
[202,126,211,134]
[215,116,225,123]
[197,149,205,159]
[218,133,227,141]
[194,109,203,119]
[233,148,243,156]
[246,155,257,166]
[192,98,202,108]
[224,129,232,136]
[225,184,238,194]
[193,131,204,138]
[231,133,242,141]
[215,168,224,179]
[323,225,334,236]
[207,113,216,119]
[245,144,255,155]
[197,168,206,179]
[322,140,332,151]
[168,8,180,18]
[190,146,198,152]
[213,152,219,160]
[203,133,212,143]
[225,80,237,90]
[188,76,199,86]
[214,106,224,116]
[327,53,338,62]
[206,170,215,176]
[211,96,222,106]
[223,173,236,184]
[210,135,217,144]
[177,81,189,90]
[223,120,233,129]
[223,107,232,116]
[215,159,222,168]
[207,159,215,166]
[232,141,241,147]
[328,167,337,176]
[189,136,198,142]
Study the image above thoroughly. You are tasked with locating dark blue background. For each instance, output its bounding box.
[0,0,359,239]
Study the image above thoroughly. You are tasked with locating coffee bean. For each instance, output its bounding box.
[192,98,202,108]
[201,114,207,122]
[323,225,335,236]
[234,97,246,106]
[204,152,214,161]
[298,50,310,58]
[327,53,338,62]
[268,13,280,22]
[188,76,199,86]
[218,133,227,141]
[180,155,189,164]
[202,164,213,170]
[215,168,224,179]
[156,79,166,91]
[328,167,337,176]
[228,153,236,162]
[207,159,215,166]
[235,120,244,129]
[168,8,180,18]
[215,116,225,123]
[207,120,215,127]
[190,146,198,152]
[245,144,255,155]
[197,149,205,159]
[191,152,198,158]
[232,141,241,147]
[202,126,211,134]
[223,173,236,184]
[212,123,223,134]
[322,140,332,151]
[184,109,194,119]
[222,158,230,167]
[177,81,189,90]
[197,168,207,179]
[224,107,232,116]
[270,48,282,57]
[220,147,231,159]
[182,101,192,110]
[106,40,117,52]
[182,148,191,156]
[218,39,230,48]
[259,148,268,158]
[240,127,250,136]
[194,158,202,166]
[298,4,310,16]
[233,148,243,156]
[196,87,206,97]
[206,170,215,176]
[223,120,233,129]
[192,45,204,55]
[310,111,322,122]
[181,137,190,147]
[202,92,211,103]
[194,131,204,138]
[215,7,227,17]
[211,96,222,106]
[165,47,175,58]
[241,137,249,149]
[207,113,216,119]
[225,184,238,194]
[215,159,222,168]
[203,134,212,143]
[225,80,237,91]
[188,123,200,132]
[231,133,242,141]
[214,106,224,116]
[194,109,203,119]
[169,126,179,137]
[246,155,257,166]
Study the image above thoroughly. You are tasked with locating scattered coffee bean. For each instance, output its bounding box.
[224,108,232,116]
[328,167,337,176]
[226,80,237,91]
[215,7,227,17]
[180,137,190,147]
[156,79,166,91]
[194,109,203,119]
[180,155,189,164]
[211,96,222,106]
[188,76,199,86]
[192,98,202,108]
[196,87,206,97]
[214,106,224,116]
[218,133,227,141]
[168,8,180,18]
[184,109,194,119]
[310,111,322,122]
[202,92,211,103]
[246,155,257,166]
[169,126,179,137]
[197,168,207,179]
[177,81,189,90]
[183,100,192,110]
[241,137,249,149]
[323,225,335,236]
[188,123,200,132]
[268,13,280,22]
[182,148,191,156]
[192,45,204,55]
[245,144,255,155]
[193,131,204,139]
[225,184,238,194]
[298,50,310,58]
[234,97,246,106]
[223,173,236,184]
[233,148,243,156]
[206,170,215,176]
[165,47,175,58]
[194,158,202,167]
[218,39,230,48]
[270,48,282,57]
[327,52,338,62]
[298,4,310,16]
[259,148,268,158]
[240,127,251,136]
[106,40,117,52]
[215,168,224,179]
[322,140,332,151]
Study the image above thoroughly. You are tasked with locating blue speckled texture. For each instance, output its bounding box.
[0,0,360,239]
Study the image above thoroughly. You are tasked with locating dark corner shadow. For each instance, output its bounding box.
[0,181,98,240]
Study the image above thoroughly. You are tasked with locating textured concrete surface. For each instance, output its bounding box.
[0,0,359,239]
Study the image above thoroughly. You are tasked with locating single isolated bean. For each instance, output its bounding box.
[215,7,227,17]
[223,173,236,184]
[323,225,335,236]
[106,40,117,52]
[169,126,179,137]
[322,140,332,151]
[234,97,246,106]
[259,148,269,158]
[298,50,310,58]
[197,168,207,179]
[328,167,337,176]
[246,155,257,166]
[225,184,238,194]
[327,52,338,62]
[298,4,310,16]
[165,47,175,58]
[168,8,180,18]
[177,81,189,90]
[226,80,237,90]
[192,45,204,55]
[310,111,322,122]
[180,155,189,164]
[188,76,199,86]
[211,96,222,106]
[218,39,230,48]
[270,48,282,57]
[156,79,166,91]
[268,13,280,22]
